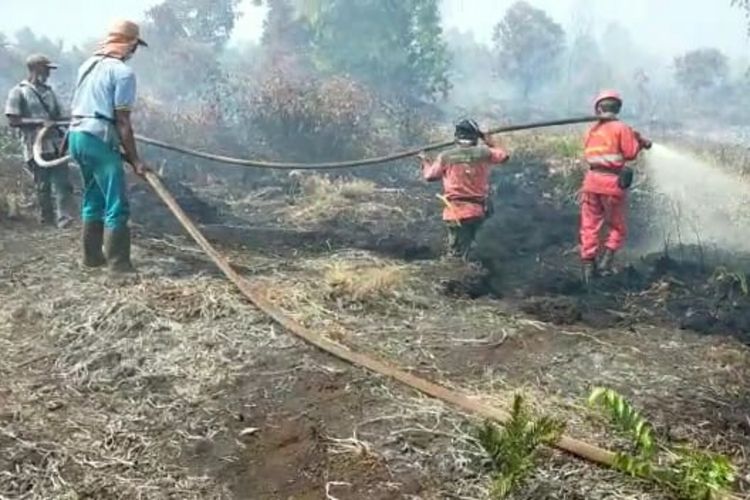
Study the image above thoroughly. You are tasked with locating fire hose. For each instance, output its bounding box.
[31,116,600,169]
[28,118,629,470]
[26,119,747,496]
[147,168,616,465]
[147,172,746,500]
[24,119,745,497]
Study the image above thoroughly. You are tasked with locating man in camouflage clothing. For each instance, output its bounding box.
[4,54,74,228]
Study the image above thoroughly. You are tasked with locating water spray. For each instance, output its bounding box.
[640,143,750,252]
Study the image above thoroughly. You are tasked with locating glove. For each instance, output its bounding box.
[634,131,652,150]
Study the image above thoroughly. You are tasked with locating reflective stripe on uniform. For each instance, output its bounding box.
[586,154,624,165]
[584,145,611,154]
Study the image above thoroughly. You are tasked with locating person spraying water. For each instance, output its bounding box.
[579,90,652,285]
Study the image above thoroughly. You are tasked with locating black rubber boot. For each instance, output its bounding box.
[104,226,136,274]
[39,197,55,226]
[598,249,615,276]
[82,221,106,268]
[34,167,55,226]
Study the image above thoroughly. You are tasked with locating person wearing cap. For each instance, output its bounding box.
[4,54,74,228]
[68,20,149,274]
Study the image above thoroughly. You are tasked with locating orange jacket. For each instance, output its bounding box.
[422,144,509,221]
[582,120,643,197]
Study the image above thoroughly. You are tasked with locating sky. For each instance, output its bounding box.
[1,0,748,59]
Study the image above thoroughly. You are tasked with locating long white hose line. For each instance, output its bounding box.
[32,123,72,168]
[32,116,600,170]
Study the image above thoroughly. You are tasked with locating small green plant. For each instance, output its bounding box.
[671,447,736,500]
[476,394,565,498]
[589,387,736,499]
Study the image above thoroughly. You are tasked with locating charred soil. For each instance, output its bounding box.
[1,143,748,499]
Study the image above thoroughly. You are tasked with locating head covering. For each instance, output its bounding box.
[95,20,148,59]
[26,54,58,70]
[454,118,484,145]
[594,90,622,109]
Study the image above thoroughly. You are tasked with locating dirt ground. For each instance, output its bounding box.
[1,143,749,500]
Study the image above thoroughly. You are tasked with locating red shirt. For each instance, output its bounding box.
[582,120,643,197]
[422,145,509,221]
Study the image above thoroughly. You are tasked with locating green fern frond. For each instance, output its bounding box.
[589,388,737,499]
[476,394,565,499]
[614,452,654,478]
[589,388,655,457]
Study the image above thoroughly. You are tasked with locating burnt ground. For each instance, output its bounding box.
[1,146,749,500]
[472,165,750,345]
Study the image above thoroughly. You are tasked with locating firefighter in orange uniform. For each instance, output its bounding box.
[580,90,651,283]
[420,119,510,260]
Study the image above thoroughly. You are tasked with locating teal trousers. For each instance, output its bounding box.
[68,131,130,230]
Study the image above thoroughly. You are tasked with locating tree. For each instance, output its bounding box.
[732,0,750,32]
[599,22,637,69]
[564,34,611,111]
[444,29,499,113]
[145,0,242,49]
[298,0,451,102]
[674,48,729,93]
[410,0,452,99]
[0,34,23,96]
[260,0,313,76]
[133,0,244,103]
[13,28,63,59]
[492,2,566,99]
[262,0,310,53]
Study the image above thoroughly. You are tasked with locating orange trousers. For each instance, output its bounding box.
[579,192,627,261]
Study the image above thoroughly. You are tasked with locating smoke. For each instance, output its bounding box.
[639,144,750,252]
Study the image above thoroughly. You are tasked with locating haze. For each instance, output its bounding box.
[2,0,747,60]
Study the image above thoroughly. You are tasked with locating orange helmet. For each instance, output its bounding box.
[594,90,622,109]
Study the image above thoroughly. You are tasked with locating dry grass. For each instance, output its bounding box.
[0,228,288,499]
[300,174,377,200]
[0,156,34,220]
[325,261,407,303]
[251,245,750,498]
[286,173,406,224]
[2,140,749,499]
[0,226,502,499]
[258,252,419,332]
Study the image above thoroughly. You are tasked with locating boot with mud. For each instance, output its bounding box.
[82,221,106,268]
[104,226,136,275]
[581,260,596,286]
[598,248,616,276]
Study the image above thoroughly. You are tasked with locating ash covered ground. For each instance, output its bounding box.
[0,135,748,499]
